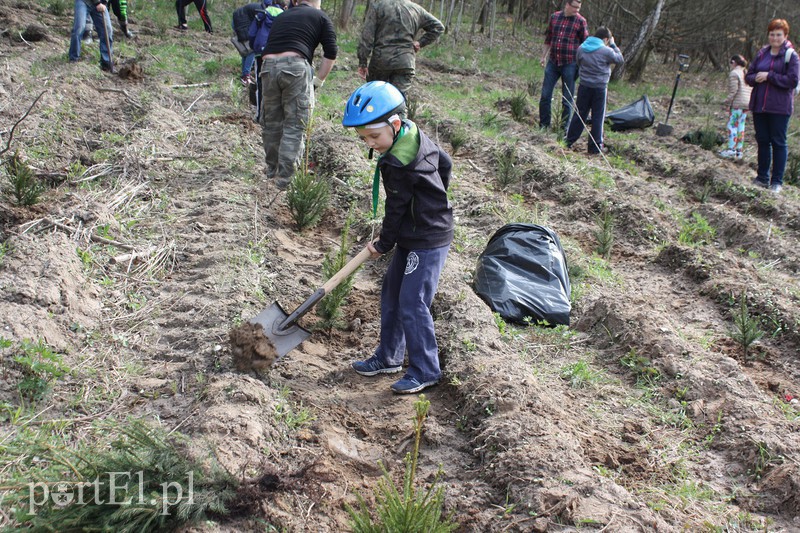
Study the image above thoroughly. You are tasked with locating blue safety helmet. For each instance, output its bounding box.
[342,81,406,128]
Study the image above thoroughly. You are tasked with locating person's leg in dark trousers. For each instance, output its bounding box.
[765,113,790,186]
[108,0,121,22]
[253,57,263,122]
[538,61,560,130]
[752,112,772,184]
[374,249,408,368]
[397,245,450,383]
[565,84,590,147]
[587,86,607,154]
[176,0,189,27]
[559,62,578,133]
[87,6,112,68]
[193,0,213,32]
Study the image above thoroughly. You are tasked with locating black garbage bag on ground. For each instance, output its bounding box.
[606,95,654,131]
[474,224,571,326]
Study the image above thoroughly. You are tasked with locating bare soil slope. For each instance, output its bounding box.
[1,3,799,531]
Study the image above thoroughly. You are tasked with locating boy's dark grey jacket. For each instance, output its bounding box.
[375,120,454,254]
[576,38,624,88]
[233,3,261,42]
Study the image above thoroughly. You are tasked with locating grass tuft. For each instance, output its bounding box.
[346,394,458,533]
[317,208,358,328]
[448,126,468,155]
[678,212,715,246]
[0,418,238,531]
[347,395,456,532]
[729,291,764,363]
[508,92,529,122]
[494,144,521,189]
[288,119,330,230]
[593,204,614,259]
[3,151,44,206]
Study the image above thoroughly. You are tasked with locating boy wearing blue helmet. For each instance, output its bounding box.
[344,81,454,394]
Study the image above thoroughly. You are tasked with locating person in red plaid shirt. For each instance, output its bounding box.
[539,0,588,132]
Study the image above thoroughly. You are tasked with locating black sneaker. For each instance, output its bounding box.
[100,61,113,72]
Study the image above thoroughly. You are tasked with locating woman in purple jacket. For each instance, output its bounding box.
[745,18,800,194]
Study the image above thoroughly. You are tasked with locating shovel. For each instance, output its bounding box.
[248,246,372,360]
[656,54,690,137]
[101,8,115,74]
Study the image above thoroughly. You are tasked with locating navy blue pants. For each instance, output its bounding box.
[539,61,578,131]
[375,245,450,383]
[565,84,607,153]
[752,112,790,186]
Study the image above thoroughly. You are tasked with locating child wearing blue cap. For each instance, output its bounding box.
[343,81,454,394]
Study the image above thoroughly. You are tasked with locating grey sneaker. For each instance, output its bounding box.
[352,356,402,377]
[752,177,769,188]
[770,184,782,194]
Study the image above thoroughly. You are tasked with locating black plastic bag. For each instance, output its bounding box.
[474,224,571,326]
[606,95,654,131]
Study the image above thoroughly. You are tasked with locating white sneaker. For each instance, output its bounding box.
[770,184,782,194]
[719,149,738,159]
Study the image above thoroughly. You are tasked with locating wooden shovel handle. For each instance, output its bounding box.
[320,246,372,295]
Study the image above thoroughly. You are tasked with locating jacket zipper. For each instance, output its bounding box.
[762,54,775,111]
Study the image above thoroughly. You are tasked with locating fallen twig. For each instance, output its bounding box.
[0,91,45,156]
[184,93,204,114]
[98,87,131,99]
[72,163,114,184]
[17,31,34,48]
[170,82,211,89]
[41,217,135,250]
[110,246,158,265]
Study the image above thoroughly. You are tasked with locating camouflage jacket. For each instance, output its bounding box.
[357,0,444,71]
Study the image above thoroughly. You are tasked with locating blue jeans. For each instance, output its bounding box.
[539,61,578,131]
[565,84,607,153]
[752,112,790,186]
[231,19,256,77]
[375,245,450,383]
[69,0,112,65]
[242,53,256,78]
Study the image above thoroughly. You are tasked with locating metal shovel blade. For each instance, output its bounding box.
[655,123,673,137]
[249,301,312,359]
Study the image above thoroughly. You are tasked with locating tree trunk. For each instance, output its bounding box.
[337,0,355,30]
[445,0,457,32]
[454,0,465,42]
[611,0,666,82]
[489,0,496,46]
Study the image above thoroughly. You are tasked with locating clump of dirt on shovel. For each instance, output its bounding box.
[229,322,277,371]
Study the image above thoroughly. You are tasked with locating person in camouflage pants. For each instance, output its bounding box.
[356,0,443,98]
[259,0,337,188]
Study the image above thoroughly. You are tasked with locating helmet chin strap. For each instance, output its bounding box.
[367,116,402,160]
